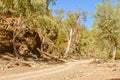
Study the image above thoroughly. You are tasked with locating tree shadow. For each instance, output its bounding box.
[107,78,120,80]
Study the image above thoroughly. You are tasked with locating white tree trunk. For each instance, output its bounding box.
[64,28,73,58]
[111,46,116,60]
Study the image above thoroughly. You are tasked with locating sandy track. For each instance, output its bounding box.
[0,59,93,80]
[1,59,120,80]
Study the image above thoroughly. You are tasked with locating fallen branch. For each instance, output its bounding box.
[37,48,65,62]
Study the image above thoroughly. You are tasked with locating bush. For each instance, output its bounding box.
[115,50,120,60]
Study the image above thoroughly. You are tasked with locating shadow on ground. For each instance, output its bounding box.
[107,78,120,80]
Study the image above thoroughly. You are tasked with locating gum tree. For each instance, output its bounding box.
[94,0,120,60]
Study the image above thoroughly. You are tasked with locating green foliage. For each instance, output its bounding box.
[0,0,47,16]
[94,0,120,60]
[78,26,96,58]
[64,11,80,29]
[55,30,67,53]
[116,50,120,60]
[2,0,120,60]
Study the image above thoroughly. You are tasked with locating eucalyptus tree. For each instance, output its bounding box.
[45,0,57,14]
[94,0,120,60]
[62,11,85,58]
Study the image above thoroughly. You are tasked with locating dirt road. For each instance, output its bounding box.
[0,59,120,80]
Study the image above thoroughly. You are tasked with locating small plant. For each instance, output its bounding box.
[115,51,120,60]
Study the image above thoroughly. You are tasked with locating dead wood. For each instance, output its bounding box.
[37,48,65,63]
[0,13,64,65]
